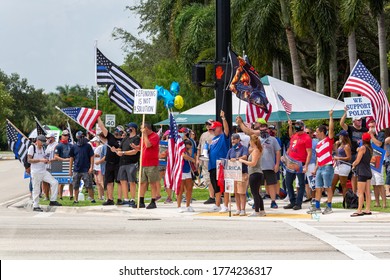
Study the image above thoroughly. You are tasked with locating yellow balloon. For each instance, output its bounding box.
[174,95,184,109]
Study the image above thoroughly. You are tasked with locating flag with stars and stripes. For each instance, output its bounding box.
[96,48,141,114]
[342,60,390,132]
[277,94,292,115]
[164,112,186,194]
[6,121,31,163]
[61,107,101,132]
[35,117,47,136]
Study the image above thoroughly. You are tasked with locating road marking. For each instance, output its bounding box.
[34,212,54,218]
[0,194,30,207]
[285,221,378,260]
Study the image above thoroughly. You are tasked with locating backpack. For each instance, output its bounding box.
[343,189,359,209]
[23,144,35,169]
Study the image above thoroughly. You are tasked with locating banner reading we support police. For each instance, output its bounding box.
[344,97,373,118]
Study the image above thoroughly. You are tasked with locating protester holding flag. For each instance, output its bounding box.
[28,135,62,212]
[208,110,230,212]
[177,139,196,212]
[239,135,264,217]
[54,129,73,200]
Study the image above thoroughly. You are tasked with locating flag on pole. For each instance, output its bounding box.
[35,117,47,136]
[277,94,292,115]
[6,121,31,163]
[228,50,272,123]
[96,48,141,114]
[164,112,186,195]
[60,107,102,132]
[66,121,74,144]
[342,60,390,131]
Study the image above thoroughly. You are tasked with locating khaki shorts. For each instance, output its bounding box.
[234,173,249,194]
[141,166,160,183]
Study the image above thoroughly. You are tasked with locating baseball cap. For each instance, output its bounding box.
[268,125,276,130]
[115,125,125,132]
[61,129,69,136]
[90,136,99,142]
[179,127,189,133]
[231,133,240,140]
[352,116,362,121]
[76,131,85,139]
[47,133,56,138]
[36,135,46,142]
[163,130,170,137]
[336,130,348,137]
[205,119,214,125]
[362,132,371,142]
[210,121,222,130]
[256,118,267,125]
[295,120,305,126]
[126,122,138,130]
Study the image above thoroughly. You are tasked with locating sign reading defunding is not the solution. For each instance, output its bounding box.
[344,97,373,118]
[134,89,158,115]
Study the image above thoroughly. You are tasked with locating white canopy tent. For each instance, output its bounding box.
[155,75,346,125]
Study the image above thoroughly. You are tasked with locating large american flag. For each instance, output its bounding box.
[6,121,31,163]
[277,94,292,115]
[342,60,390,131]
[164,113,186,195]
[61,107,101,131]
[246,103,272,123]
[96,48,141,114]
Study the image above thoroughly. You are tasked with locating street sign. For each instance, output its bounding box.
[105,114,116,127]
[134,89,158,115]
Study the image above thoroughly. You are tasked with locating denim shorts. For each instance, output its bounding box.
[315,165,334,188]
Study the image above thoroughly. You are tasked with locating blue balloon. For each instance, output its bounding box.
[155,84,174,108]
[170,81,180,96]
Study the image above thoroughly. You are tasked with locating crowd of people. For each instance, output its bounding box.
[26,109,389,216]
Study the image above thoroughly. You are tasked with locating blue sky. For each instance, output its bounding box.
[0,0,140,92]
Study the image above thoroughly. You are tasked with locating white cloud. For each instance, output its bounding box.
[0,0,141,92]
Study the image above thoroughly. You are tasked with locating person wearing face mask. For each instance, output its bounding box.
[97,117,123,205]
[235,117,281,209]
[41,133,58,201]
[69,131,95,204]
[367,119,387,208]
[54,130,73,200]
[284,120,312,210]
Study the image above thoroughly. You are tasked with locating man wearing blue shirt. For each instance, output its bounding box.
[208,110,230,212]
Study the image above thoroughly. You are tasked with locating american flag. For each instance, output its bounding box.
[342,60,390,131]
[228,50,272,123]
[61,107,101,132]
[96,48,141,114]
[277,94,292,115]
[6,121,31,163]
[164,113,186,195]
[35,117,47,136]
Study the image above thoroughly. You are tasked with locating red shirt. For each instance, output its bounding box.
[288,133,312,162]
[142,132,160,167]
[316,137,334,166]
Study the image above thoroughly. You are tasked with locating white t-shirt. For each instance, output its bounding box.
[93,145,103,171]
[28,145,46,174]
[238,132,250,148]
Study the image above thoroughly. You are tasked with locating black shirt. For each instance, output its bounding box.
[105,132,121,164]
[119,135,141,165]
[347,125,368,155]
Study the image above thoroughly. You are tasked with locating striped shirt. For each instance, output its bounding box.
[315,137,334,166]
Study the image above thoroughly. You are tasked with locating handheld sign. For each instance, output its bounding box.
[344,97,373,118]
[134,89,158,115]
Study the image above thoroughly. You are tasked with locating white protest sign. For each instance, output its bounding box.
[224,179,235,193]
[216,159,243,181]
[344,97,373,118]
[134,89,158,115]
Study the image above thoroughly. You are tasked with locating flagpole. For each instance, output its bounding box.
[136,113,146,210]
[94,40,98,110]
[34,116,48,135]
[6,119,28,139]
[66,121,75,144]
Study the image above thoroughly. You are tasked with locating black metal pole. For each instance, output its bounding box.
[215,0,232,131]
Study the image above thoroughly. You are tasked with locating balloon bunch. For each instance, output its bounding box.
[155,81,184,110]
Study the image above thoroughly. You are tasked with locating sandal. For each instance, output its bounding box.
[350,212,364,217]
[363,212,372,215]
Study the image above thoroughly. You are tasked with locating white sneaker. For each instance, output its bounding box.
[210,205,221,212]
[178,207,186,213]
[186,206,195,212]
[247,199,254,206]
[248,211,260,217]
[233,210,241,216]
[259,210,266,217]
[219,205,228,213]
[239,210,246,216]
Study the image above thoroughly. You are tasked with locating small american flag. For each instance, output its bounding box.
[164,113,186,195]
[96,48,141,114]
[6,121,31,163]
[342,60,390,132]
[61,107,101,132]
[277,94,292,115]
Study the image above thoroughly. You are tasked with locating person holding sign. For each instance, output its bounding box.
[351,133,373,216]
[307,110,335,215]
[226,134,249,216]
[340,108,368,194]
[239,135,265,217]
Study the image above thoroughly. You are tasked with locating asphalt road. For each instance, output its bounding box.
[1,160,389,261]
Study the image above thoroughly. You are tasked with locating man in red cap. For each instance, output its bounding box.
[208,111,230,212]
